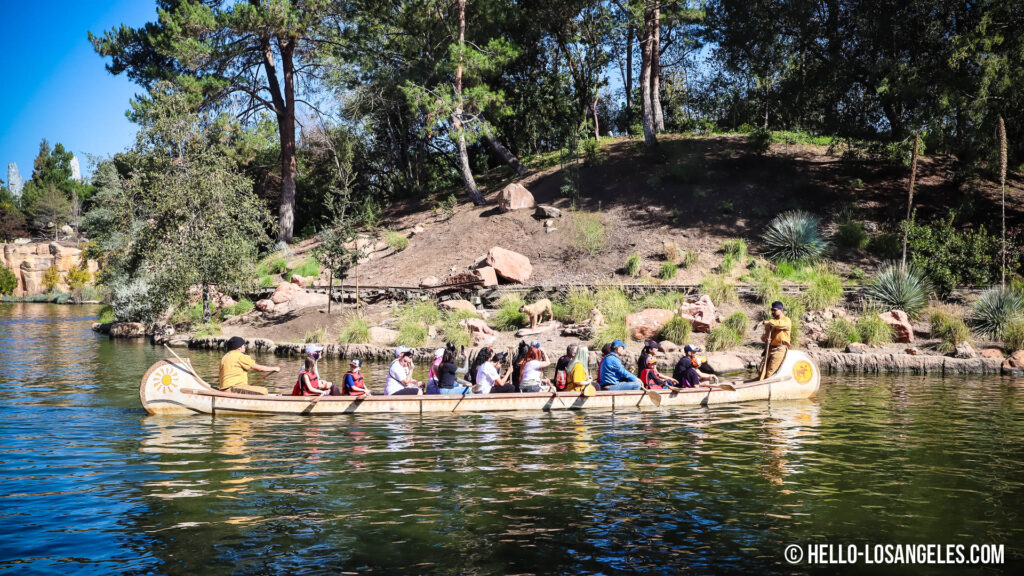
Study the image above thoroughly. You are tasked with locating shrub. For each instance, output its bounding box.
[109,276,168,323]
[398,301,441,326]
[904,213,1003,298]
[699,275,737,304]
[434,193,458,221]
[663,241,681,264]
[971,287,1024,339]
[303,325,329,344]
[0,265,16,296]
[863,262,930,317]
[867,233,902,260]
[749,265,782,303]
[594,287,631,321]
[716,253,737,274]
[803,268,844,311]
[659,316,691,344]
[395,319,428,347]
[761,210,828,263]
[835,221,870,250]
[706,326,741,351]
[97,305,116,324]
[591,315,629,348]
[194,321,221,339]
[723,311,749,336]
[856,314,893,346]
[658,263,678,280]
[66,264,92,291]
[680,250,698,268]
[639,291,688,310]
[226,298,254,317]
[929,309,970,354]
[258,255,289,276]
[570,208,606,255]
[723,238,748,261]
[259,275,276,288]
[440,311,476,348]
[339,315,371,344]
[42,265,61,292]
[1003,320,1024,352]
[382,230,408,252]
[290,256,320,278]
[624,252,642,277]
[559,287,597,323]
[492,294,528,331]
[823,318,860,348]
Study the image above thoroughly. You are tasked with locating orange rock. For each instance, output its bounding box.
[625,308,675,341]
[879,309,914,343]
[497,183,535,212]
[485,247,532,283]
[678,295,717,333]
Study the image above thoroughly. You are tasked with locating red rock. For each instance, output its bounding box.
[290,274,307,287]
[625,308,675,341]
[497,183,535,212]
[460,317,496,336]
[419,276,440,288]
[905,347,919,355]
[677,295,717,333]
[485,247,532,283]
[1002,350,1024,375]
[445,270,485,288]
[271,282,304,304]
[979,347,1003,358]
[476,266,499,287]
[879,309,914,343]
[255,299,274,312]
[472,332,496,347]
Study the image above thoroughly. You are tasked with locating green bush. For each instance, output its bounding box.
[706,326,741,351]
[66,264,91,291]
[867,233,902,260]
[856,314,892,346]
[0,265,16,296]
[971,287,1024,339]
[823,317,860,348]
[659,316,691,344]
[339,316,371,344]
[303,325,329,343]
[591,316,629,348]
[680,250,698,268]
[1002,320,1024,352]
[835,221,870,250]
[440,310,476,348]
[398,301,441,326]
[226,298,254,317]
[863,262,930,316]
[699,275,737,304]
[761,210,828,263]
[492,294,528,331]
[658,263,678,280]
[259,255,289,276]
[259,274,276,288]
[803,268,844,311]
[748,265,782,304]
[723,311,749,336]
[570,208,606,255]
[904,213,1001,298]
[723,238,748,261]
[624,252,642,277]
[929,309,970,354]
[97,305,116,324]
[395,319,428,347]
[639,291,688,310]
[385,230,409,252]
[716,253,737,274]
[594,287,631,321]
[559,287,597,323]
[42,265,61,293]
[194,320,222,339]
[290,256,320,278]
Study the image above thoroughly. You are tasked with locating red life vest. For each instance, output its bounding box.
[639,368,666,389]
[291,369,320,396]
[344,371,367,396]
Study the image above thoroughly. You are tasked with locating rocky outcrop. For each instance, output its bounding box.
[439,299,477,314]
[369,327,398,345]
[535,205,562,219]
[677,295,717,333]
[109,322,146,338]
[497,183,535,212]
[485,247,532,283]
[0,241,99,297]
[879,309,914,343]
[702,352,746,374]
[1001,351,1024,376]
[475,266,499,287]
[255,282,329,315]
[625,308,675,341]
[810,350,1003,374]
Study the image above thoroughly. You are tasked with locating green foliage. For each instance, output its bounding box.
[559,287,597,323]
[224,299,254,318]
[659,316,692,344]
[719,200,734,214]
[699,275,737,304]
[835,221,870,250]
[723,238,748,261]
[856,314,893,346]
[723,311,749,336]
[312,220,358,289]
[662,241,681,264]
[868,234,902,260]
[492,294,528,331]
[904,213,1001,298]
[97,305,116,324]
[929,309,970,354]
[971,287,1024,339]
[591,316,629,348]
[339,316,371,344]
[680,250,698,268]
[0,265,16,296]
[434,194,458,221]
[384,230,409,252]
[1002,321,1024,353]
[581,138,601,165]
[395,319,428,347]
[638,291,689,311]
[290,256,321,278]
[658,262,678,280]
[259,255,289,276]
[398,301,441,326]
[66,263,92,291]
[761,210,828,263]
[570,208,606,255]
[823,318,860,349]
[706,326,741,351]
[624,252,642,277]
[863,263,930,317]
[24,184,71,236]
[803,268,844,311]
[193,321,221,339]
[440,310,476,348]
[41,265,61,293]
[748,265,782,303]
[303,326,329,344]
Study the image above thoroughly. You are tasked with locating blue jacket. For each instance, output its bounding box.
[600,352,641,388]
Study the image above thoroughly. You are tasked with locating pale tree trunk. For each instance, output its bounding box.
[901,133,920,267]
[592,96,600,139]
[651,6,664,133]
[484,135,528,176]
[263,36,298,243]
[454,0,484,205]
[639,5,658,148]
[626,24,634,133]
[202,283,211,322]
[327,270,333,314]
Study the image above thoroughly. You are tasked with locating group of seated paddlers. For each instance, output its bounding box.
[214,301,793,397]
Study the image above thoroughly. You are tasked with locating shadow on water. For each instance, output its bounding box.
[1,303,1022,575]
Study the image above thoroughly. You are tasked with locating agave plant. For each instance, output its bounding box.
[862,262,930,316]
[971,287,1024,339]
[761,210,828,263]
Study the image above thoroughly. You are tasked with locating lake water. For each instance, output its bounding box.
[1,303,1022,575]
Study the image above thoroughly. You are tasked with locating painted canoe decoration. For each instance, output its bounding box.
[140,350,821,416]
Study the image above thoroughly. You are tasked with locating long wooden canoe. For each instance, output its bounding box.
[140,350,821,416]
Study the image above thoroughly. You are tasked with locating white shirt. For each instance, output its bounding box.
[522,360,544,382]
[474,362,499,394]
[386,359,411,395]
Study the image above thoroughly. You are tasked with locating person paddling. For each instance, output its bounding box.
[759,301,792,379]
[673,345,718,388]
[219,336,279,395]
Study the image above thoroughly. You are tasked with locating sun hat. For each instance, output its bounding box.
[226,336,246,351]
[305,344,324,356]
[395,345,411,358]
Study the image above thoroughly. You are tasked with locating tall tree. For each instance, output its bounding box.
[91,0,339,243]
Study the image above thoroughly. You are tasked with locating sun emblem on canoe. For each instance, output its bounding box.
[152,367,180,393]
[792,360,814,384]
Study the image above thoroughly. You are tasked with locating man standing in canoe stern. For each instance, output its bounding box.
[759,301,792,379]
[219,336,280,394]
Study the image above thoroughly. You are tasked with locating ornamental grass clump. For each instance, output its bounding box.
[863,262,930,317]
[398,301,441,326]
[706,325,741,351]
[748,264,782,304]
[856,314,892,346]
[624,252,642,277]
[385,230,409,251]
[492,294,528,331]
[823,317,860,348]
[1002,320,1024,352]
[659,316,691,345]
[761,210,828,263]
[440,311,475,348]
[971,287,1024,339]
[658,262,678,280]
[929,309,970,354]
[803,267,844,311]
[723,311,749,336]
[835,221,870,250]
[699,275,737,304]
[303,325,329,344]
[559,287,597,323]
[338,315,370,344]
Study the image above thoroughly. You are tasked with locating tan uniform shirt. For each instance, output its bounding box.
[763,316,792,347]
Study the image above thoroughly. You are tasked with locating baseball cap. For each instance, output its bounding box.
[684,344,702,354]
[349,359,362,368]
[226,336,246,351]
[395,345,411,357]
[771,300,787,311]
[305,344,324,356]
[611,339,626,349]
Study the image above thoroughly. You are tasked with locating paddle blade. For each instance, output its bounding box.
[645,389,663,407]
[582,383,596,397]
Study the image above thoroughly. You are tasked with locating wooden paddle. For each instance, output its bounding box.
[757,325,774,381]
[164,344,213,388]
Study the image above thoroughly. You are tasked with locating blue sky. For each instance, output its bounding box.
[0,1,157,182]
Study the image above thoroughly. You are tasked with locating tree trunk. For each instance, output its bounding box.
[484,134,528,176]
[651,6,664,133]
[640,6,658,148]
[901,133,920,267]
[262,35,297,244]
[626,24,634,134]
[202,283,211,322]
[592,95,600,140]
[454,0,484,205]
[327,270,333,314]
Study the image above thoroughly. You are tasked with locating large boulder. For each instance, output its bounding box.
[109,322,147,339]
[497,183,535,212]
[440,299,477,314]
[879,309,914,343]
[271,282,305,305]
[485,247,532,283]
[476,266,499,287]
[677,295,717,333]
[702,352,746,374]
[261,282,328,314]
[955,341,978,359]
[370,327,398,345]
[625,308,675,341]
[535,205,562,219]
[1001,350,1024,376]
